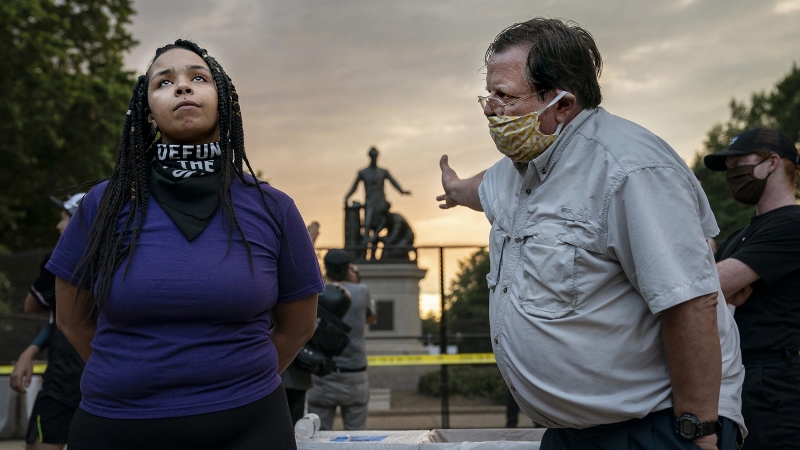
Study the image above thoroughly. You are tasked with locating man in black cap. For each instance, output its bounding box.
[306,249,376,430]
[704,127,800,449]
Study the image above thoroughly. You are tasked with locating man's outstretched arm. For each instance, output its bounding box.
[436,155,484,211]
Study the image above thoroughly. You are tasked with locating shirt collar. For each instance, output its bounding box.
[523,108,598,181]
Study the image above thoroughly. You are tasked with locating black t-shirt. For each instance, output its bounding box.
[29,252,85,409]
[715,205,800,354]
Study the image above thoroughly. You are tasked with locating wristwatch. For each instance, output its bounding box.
[675,414,717,440]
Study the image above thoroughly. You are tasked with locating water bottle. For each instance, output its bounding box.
[294,413,321,439]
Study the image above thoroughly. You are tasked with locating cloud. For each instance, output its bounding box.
[774,0,800,13]
[602,66,670,94]
[620,41,676,62]
[125,0,800,246]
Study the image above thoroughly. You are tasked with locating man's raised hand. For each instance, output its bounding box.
[436,155,486,212]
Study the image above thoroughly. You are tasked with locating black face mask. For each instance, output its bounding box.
[725,158,771,205]
[148,142,223,240]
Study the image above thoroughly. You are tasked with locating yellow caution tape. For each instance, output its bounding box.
[0,354,495,375]
[0,364,47,376]
[367,353,496,366]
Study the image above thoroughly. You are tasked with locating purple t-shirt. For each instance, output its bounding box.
[46,178,323,419]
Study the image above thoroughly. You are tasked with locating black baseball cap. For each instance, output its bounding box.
[703,128,799,171]
[323,249,351,266]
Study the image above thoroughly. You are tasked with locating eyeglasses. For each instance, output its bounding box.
[478,89,546,116]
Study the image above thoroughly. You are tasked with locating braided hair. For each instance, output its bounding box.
[74,39,280,311]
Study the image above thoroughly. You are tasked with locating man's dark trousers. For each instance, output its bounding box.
[740,353,800,449]
[541,409,739,450]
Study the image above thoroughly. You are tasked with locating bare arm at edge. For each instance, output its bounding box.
[271,294,318,374]
[716,258,759,307]
[55,277,96,362]
[24,292,49,315]
[9,345,40,394]
[662,292,721,449]
[436,155,485,211]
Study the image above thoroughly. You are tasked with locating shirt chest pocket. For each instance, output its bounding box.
[518,221,603,319]
[486,205,512,291]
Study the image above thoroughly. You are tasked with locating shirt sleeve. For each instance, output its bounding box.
[727,213,800,286]
[30,253,56,308]
[46,183,103,286]
[275,200,324,303]
[606,166,720,315]
[479,158,507,225]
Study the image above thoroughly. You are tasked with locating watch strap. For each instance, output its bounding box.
[697,420,716,437]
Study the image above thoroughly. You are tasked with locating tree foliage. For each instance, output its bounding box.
[446,248,491,322]
[434,248,492,353]
[418,365,506,404]
[0,0,136,252]
[691,63,800,242]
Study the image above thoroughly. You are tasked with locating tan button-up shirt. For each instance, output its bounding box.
[479,107,745,432]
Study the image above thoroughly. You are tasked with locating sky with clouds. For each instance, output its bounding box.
[125,0,800,248]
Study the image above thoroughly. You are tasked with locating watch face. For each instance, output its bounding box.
[679,419,696,437]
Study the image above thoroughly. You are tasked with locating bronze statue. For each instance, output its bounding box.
[378,212,415,260]
[344,147,415,261]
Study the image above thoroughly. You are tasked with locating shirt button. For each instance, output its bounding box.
[525,189,531,195]
[510,385,516,392]
[502,287,508,293]
[514,237,522,243]
[494,338,499,344]
[541,168,547,174]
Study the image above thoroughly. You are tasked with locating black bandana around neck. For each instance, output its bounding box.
[148,141,223,240]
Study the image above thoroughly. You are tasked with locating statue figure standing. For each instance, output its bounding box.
[345,147,411,253]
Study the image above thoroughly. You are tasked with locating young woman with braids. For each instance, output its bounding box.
[46,40,322,449]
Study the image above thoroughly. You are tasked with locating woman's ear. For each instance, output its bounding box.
[146,108,156,128]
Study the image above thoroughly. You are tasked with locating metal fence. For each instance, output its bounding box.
[315,245,534,430]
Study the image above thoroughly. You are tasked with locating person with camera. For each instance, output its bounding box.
[306,250,376,431]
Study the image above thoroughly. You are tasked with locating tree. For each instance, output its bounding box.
[691,63,800,242]
[446,249,491,320]
[0,0,136,252]
[442,248,492,353]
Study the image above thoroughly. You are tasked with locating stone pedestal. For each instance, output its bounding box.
[358,263,427,356]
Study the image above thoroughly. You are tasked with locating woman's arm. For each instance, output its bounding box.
[55,277,96,362]
[271,294,317,374]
